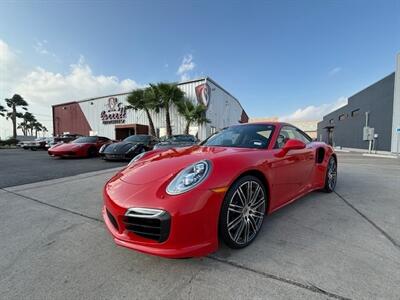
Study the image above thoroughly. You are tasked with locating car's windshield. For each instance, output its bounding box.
[123,135,150,142]
[168,135,196,142]
[73,137,97,143]
[202,124,274,149]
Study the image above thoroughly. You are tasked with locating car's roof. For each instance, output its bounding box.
[235,122,296,128]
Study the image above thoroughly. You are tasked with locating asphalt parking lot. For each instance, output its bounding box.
[0,149,126,188]
[0,152,399,299]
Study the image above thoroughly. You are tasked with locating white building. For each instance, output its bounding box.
[52,77,248,140]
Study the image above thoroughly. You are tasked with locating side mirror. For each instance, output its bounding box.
[276,139,306,157]
[283,139,306,151]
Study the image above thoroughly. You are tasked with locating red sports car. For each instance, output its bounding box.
[103,123,337,258]
[48,136,111,158]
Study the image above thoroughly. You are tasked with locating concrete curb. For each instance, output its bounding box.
[362,153,398,159]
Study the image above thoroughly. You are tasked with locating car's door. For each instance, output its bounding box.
[269,126,315,209]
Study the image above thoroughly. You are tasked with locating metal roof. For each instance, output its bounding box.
[52,77,247,117]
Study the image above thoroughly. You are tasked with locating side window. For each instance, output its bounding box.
[293,129,312,144]
[275,126,295,149]
[274,126,310,149]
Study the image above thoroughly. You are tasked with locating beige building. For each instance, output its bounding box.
[249,117,318,139]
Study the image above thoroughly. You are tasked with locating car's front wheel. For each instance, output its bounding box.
[219,175,267,249]
[323,156,337,193]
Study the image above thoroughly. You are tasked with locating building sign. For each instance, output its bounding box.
[100,97,127,124]
[195,83,211,107]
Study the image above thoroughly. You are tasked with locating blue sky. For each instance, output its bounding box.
[0,0,399,137]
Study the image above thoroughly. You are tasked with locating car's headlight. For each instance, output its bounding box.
[128,152,146,166]
[166,160,211,195]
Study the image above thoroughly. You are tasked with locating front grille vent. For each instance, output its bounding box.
[106,209,119,231]
[123,208,170,242]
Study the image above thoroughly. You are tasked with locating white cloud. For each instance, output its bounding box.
[0,39,142,139]
[279,97,348,122]
[177,54,195,81]
[329,67,342,76]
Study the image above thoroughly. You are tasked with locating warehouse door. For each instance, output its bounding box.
[115,124,149,140]
[115,127,135,140]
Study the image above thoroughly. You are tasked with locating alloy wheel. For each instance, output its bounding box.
[327,158,337,190]
[226,180,265,245]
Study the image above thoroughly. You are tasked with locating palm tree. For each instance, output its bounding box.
[0,104,6,117]
[5,94,28,138]
[33,121,44,137]
[127,87,160,136]
[176,99,210,134]
[18,111,36,136]
[155,83,185,137]
[42,126,48,137]
[17,121,28,136]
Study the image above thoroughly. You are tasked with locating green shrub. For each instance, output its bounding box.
[0,138,19,146]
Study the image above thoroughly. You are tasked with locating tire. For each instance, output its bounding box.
[219,175,267,249]
[323,156,337,193]
[87,147,97,158]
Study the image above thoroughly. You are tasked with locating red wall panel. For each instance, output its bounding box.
[53,102,92,136]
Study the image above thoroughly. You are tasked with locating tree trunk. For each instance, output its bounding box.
[145,109,156,137]
[12,106,17,139]
[185,121,191,135]
[165,105,172,137]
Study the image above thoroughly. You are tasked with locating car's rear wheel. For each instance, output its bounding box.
[219,175,266,249]
[323,156,337,193]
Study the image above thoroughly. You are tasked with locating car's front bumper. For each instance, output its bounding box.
[103,177,225,258]
[48,148,85,157]
[102,153,131,161]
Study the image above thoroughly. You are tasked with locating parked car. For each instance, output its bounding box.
[99,134,158,161]
[103,122,337,258]
[29,137,52,150]
[153,134,198,150]
[43,134,83,150]
[16,136,37,149]
[44,137,57,149]
[48,136,111,158]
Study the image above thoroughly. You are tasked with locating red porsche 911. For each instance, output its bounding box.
[103,122,337,258]
[48,136,111,158]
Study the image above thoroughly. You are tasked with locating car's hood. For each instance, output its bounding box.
[51,143,87,150]
[104,141,142,154]
[118,145,252,185]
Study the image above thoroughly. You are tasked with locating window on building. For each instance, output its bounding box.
[329,119,334,124]
[338,114,346,121]
[351,109,360,117]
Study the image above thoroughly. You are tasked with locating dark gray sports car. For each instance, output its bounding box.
[153,134,198,150]
[99,135,158,161]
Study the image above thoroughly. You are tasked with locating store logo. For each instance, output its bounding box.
[107,97,118,111]
[195,83,211,107]
[100,97,127,124]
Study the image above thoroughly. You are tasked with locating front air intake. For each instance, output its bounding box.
[123,208,171,242]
